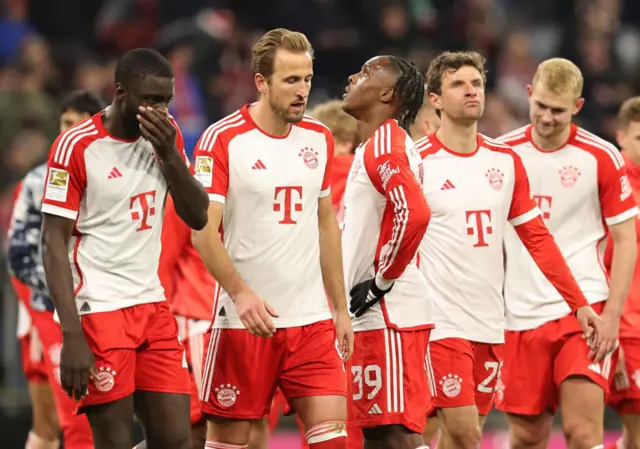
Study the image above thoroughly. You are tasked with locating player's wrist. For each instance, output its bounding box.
[374,273,394,292]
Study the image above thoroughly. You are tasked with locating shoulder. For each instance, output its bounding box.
[495,125,531,147]
[197,110,253,153]
[50,117,102,168]
[364,120,409,158]
[482,134,518,156]
[415,134,440,158]
[572,126,624,170]
[296,115,333,138]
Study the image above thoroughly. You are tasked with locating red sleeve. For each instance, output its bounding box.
[363,140,431,281]
[193,129,229,203]
[597,153,637,226]
[320,131,334,197]
[514,215,589,311]
[41,133,88,220]
[159,196,191,303]
[508,152,540,225]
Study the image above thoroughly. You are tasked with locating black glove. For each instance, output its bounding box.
[349,278,394,318]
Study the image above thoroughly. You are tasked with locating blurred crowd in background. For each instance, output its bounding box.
[0,0,639,439]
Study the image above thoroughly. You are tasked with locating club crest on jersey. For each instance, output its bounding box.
[215,384,240,408]
[90,365,117,392]
[439,373,462,397]
[559,165,581,187]
[485,168,504,191]
[378,160,400,190]
[299,147,319,169]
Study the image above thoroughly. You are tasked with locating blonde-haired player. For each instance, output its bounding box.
[497,58,637,449]
[605,97,640,449]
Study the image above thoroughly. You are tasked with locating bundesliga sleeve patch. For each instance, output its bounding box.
[44,168,69,202]
[195,156,214,187]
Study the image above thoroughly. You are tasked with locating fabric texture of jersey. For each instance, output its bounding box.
[40,112,189,315]
[7,164,53,311]
[192,105,333,329]
[498,124,638,330]
[341,119,431,331]
[415,133,539,343]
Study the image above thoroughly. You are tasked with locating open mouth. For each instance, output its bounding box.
[290,102,305,112]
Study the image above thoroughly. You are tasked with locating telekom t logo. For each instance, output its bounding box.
[534,195,552,220]
[273,186,303,224]
[465,209,492,247]
[130,190,156,231]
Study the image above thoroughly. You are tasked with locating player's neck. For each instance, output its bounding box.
[103,105,141,141]
[249,102,291,137]
[356,112,393,143]
[530,124,572,151]
[623,149,640,168]
[436,119,477,154]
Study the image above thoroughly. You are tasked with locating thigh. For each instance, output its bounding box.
[496,329,554,415]
[428,338,475,410]
[85,395,135,449]
[134,390,191,449]
[505,412,553,449]
[350,328,431,434]
[473,343,503,415]
[609,338,640,415]
[280,320,346,400]
[200,328,282,420]
[184,330,207,425]
[558,376,604,441]
[135,304,190,396]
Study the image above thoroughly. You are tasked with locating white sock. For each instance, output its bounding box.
[25,431,59,449]
[416,446,430,449]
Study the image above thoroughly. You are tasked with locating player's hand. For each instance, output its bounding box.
[587,308,619,363]
[575,305,605,361]
[233,288,279,337]
[137,106,178,160]
[60,330,98,401]
[349,278,393,318]
[334,310,354,361]
[614,345,630,391]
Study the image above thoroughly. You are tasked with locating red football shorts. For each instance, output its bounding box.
[497,302,615,415]
[426,338,503,415]
[176,316,209,425]
[348,328,431,434]
[78,301,190,411]
[20,325,48,383]
[609,337,640,415]
[200,319,346,419]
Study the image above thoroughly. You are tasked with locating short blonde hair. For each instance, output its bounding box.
[532,58,584,98]
[308,100,358,144]
[618,96,640,129]
[251,28,313,78]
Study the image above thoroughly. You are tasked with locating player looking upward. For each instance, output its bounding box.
[41,48,209,449]
[496,58,636,449]
[341,55,432,449]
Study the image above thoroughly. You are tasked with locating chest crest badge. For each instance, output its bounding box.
[485,168,504,191]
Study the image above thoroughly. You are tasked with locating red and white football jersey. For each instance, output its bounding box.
[342,119,431,332]
[499,124,638,330]
[41,112,189,315]
[192,104,334,329]
[416,133,540,343]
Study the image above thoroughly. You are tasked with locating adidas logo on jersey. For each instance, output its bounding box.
[368,403,383,415]
[80,302,91,312]
[440,179,455,190]
[251,160,267,170]
[108,167,123,179]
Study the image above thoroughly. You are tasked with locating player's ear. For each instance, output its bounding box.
[255,73,268,95]
[429,92,441,112]
[115,83,126,100]
[380,87,395,104]
[573,97,585,116]
[526,84,533,98]
[616,128,626,149]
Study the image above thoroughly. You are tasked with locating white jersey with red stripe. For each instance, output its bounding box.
[342,119,431,332]
[415,133,540,343]
[498,124,638,330]
[41,111,189,315]
[192,104,334,329]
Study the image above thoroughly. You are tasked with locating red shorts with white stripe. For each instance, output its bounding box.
[176,316,209,425]
[497,302,615,415]
[348,328,431,434]
[608,337,640,415]
[200,319,346,419]
[426,338,503,415]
